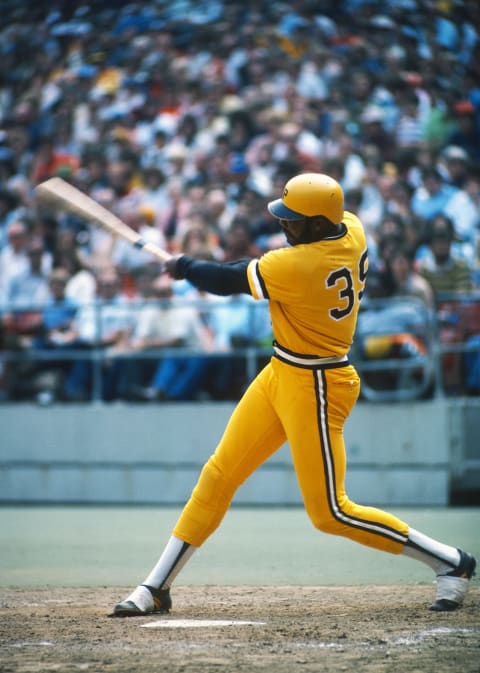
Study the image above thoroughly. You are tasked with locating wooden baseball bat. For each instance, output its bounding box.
[35,177,172,263]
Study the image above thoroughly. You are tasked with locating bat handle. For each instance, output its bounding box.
[135,237,172,262]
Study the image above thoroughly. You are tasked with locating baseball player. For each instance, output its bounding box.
[112,173,476,617]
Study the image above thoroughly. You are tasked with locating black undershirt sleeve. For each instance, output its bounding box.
[174,256,252,296]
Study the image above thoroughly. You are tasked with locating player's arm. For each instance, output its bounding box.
[165,255,252,296]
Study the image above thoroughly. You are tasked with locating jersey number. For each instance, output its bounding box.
[326,251,368,320]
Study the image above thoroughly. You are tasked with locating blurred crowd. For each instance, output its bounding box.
[0,0,480,402]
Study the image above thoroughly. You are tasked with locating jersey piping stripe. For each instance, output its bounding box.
[314,369,409,545]
[249,260,269,300]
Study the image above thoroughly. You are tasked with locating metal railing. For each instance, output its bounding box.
[0,298,273,402]
[353,292,480,401]
[1,293,480,403]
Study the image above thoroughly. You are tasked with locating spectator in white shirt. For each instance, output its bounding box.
[125,274,212,401]
[0,220,29,305]
[61,267,134,401]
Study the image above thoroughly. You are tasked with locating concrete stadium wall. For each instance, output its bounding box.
[1,399,479,506]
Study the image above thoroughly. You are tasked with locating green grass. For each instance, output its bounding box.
[1,506,478,588]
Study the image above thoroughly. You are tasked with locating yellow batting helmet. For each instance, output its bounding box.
[268,173,344,225]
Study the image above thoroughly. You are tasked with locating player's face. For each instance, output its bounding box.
[279,218,307,246]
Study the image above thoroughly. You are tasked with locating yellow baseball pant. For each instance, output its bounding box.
[173,355,409,553]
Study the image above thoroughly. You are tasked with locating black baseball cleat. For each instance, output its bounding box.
[429,549,477,612]
[110,585,172,617]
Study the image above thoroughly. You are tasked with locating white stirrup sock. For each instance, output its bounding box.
[402,528,461,575]
[124,585,155,612]
[143,535,197,590]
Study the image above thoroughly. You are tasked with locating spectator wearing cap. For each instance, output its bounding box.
[111,203,166,293]
[416,215,473,297]
[439,145,471,188]
[447,101,480,162]
[359,106,397,162]
[139,167,170,226]
[415,214,474,394]
[225,152,251,204]
[164,143,190,179]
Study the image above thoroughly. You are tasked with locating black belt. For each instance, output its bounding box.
[273,341,349,370]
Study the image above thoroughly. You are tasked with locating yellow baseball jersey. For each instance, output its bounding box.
[246,211,368,357]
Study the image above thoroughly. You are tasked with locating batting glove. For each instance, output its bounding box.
[164,255,187,279]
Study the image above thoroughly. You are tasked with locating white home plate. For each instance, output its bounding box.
[141,619,266,629]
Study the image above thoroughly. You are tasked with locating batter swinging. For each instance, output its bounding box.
[112,173,476,617]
